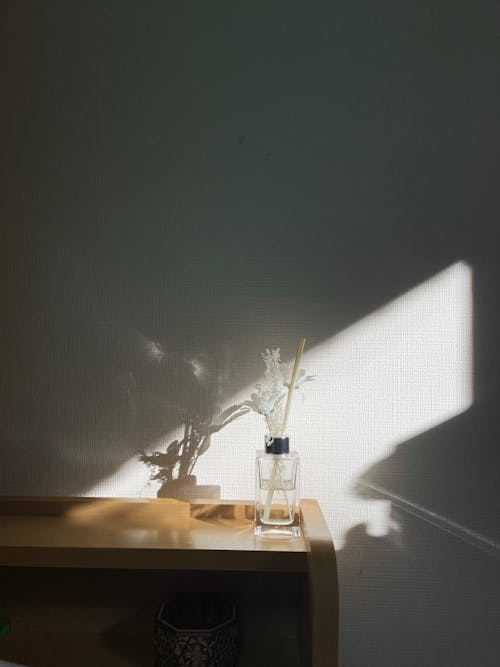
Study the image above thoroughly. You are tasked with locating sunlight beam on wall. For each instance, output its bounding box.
[86,262,473,547]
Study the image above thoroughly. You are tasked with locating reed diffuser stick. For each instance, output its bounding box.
[281,337,306,435]
[263,337,306,523]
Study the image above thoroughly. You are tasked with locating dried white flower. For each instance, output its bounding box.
[244,347,314,437]
[283,367,316,389]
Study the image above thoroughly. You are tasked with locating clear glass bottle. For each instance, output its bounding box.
[255,436,300,537]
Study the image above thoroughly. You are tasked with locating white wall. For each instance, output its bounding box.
[1,2,499,665]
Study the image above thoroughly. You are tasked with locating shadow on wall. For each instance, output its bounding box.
[333,260,500,667]
[0,283,249,498]
[337,403,500,667]
[138,402,248,499]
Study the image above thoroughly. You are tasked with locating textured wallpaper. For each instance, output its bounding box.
[1,2,499,665]
[86,262,474,545]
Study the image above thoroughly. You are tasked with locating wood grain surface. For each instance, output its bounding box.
[0,497,338,665]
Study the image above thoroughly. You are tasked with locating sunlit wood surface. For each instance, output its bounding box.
[0,497,307,571]
[0,497,338,666]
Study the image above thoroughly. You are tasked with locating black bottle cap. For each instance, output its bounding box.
[265,436,289,454]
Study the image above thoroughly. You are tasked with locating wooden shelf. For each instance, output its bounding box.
[0,497,338,666]
[0,497,307,572]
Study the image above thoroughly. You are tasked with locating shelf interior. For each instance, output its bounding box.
[0,567,305,666]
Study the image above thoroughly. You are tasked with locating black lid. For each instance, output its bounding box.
[265,435,289,454]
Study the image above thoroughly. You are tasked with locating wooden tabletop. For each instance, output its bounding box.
[0,496,339,666]
[0,496,311,572]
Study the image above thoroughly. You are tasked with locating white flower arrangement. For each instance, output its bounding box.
[244,342,314,437]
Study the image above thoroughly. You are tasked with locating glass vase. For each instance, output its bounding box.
[254,436,300,537]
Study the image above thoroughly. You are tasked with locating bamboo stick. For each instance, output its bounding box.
[281,337,306,435]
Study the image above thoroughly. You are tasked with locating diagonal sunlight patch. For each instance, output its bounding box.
[85,262,473,547]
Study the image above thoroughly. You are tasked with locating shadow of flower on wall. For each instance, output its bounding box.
[138,403,249,499]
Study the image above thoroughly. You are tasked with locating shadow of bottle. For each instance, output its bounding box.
[336,404,500,667]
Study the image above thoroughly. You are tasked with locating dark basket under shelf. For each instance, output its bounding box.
[154,593,238,667]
